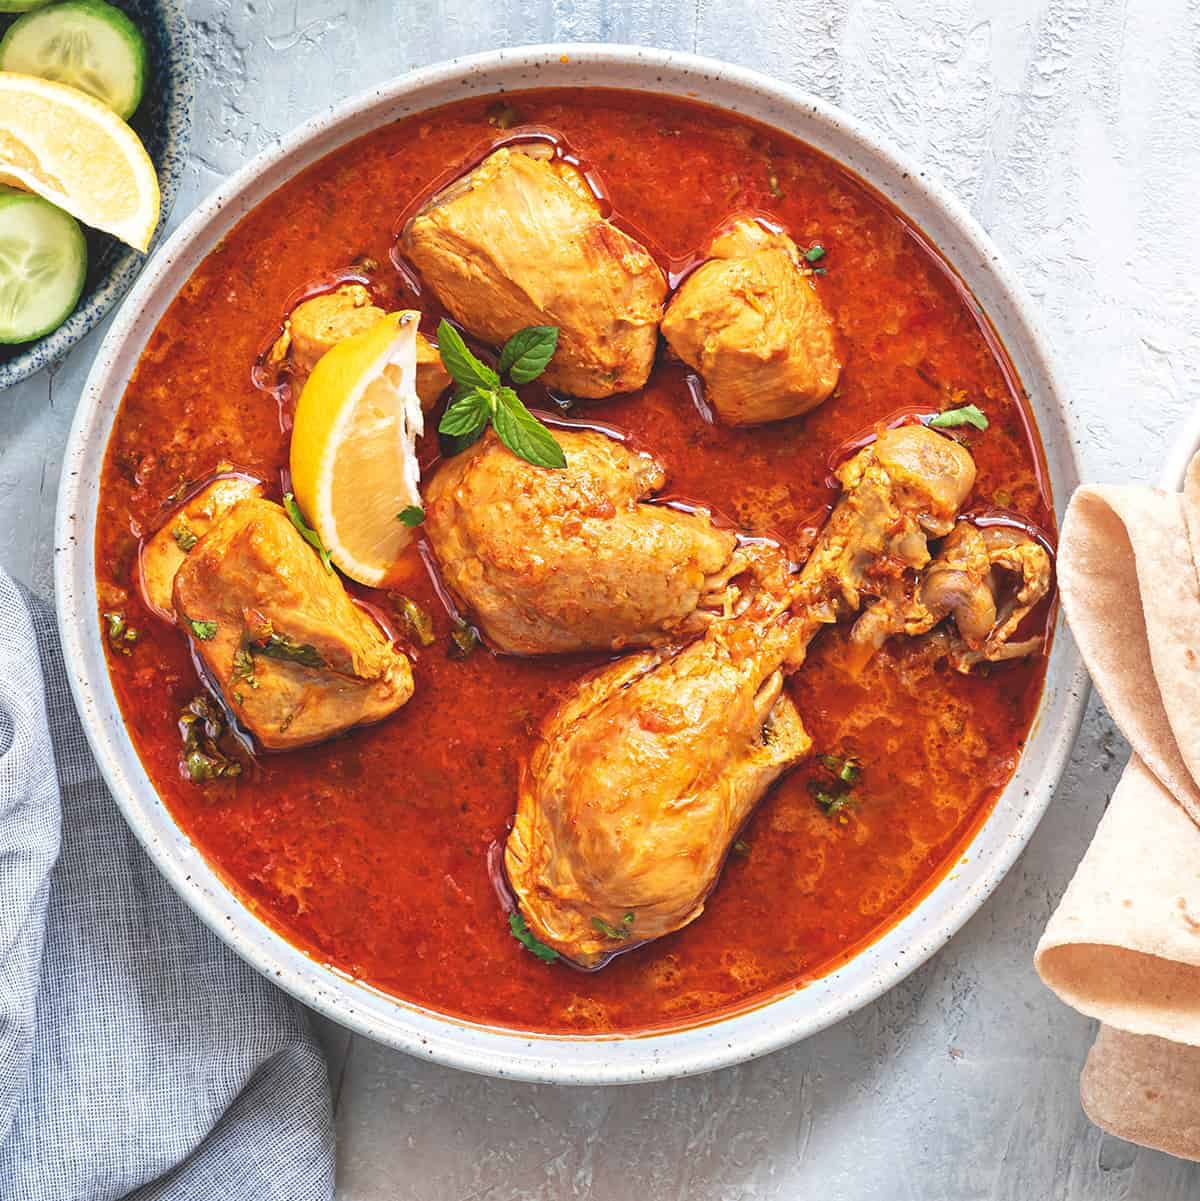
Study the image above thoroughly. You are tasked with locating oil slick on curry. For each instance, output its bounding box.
[95,90,1055,1033]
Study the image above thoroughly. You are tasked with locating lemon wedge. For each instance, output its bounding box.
[290,311,427,587]
[0,71,159,251]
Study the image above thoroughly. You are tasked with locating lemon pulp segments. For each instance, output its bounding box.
[0,71,159,250]
[290,312,426,586]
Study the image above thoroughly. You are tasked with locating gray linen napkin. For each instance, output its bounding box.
[0,569,334,1199]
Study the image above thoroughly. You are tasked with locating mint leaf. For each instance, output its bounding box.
[283,492,333,573]
[396,505,425,527]
[508,911,559,963]
[438,388,491,437]
[436,319,499,390]
[498,325,559,384]
[928,404,988,432]
[492,388,567,468]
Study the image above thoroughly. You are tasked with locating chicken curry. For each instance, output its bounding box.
[95,89,1055,1033]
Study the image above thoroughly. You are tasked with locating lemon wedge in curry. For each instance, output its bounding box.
[290,311,427,587]
[0,71,159,251]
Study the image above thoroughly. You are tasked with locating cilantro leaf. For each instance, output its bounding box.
[396,505,425,527]
[435,320,499,390]
[819,752,861,785]
[251,632,325,668]
[187,618,218,641]
[448,621,479,659]
[283,492,333,573]
[231,647,258,690]
[591,913,636,941]
[172,520,199,552]
[508,911,559,962]
[928,404,988,431]
[493,387,568,468]
[390,594,436,647]
[498,325,559,384]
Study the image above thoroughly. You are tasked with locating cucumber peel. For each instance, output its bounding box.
[0,0,148,119]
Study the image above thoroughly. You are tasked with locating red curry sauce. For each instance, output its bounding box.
[95,90,1053,1034]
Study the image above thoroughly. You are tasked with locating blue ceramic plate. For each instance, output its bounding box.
[0,0,193,389]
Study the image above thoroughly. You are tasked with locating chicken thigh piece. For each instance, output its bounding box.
[173,497,413,750]
[268,284,451,406]
[139,473,264,618]
[504,423,980,967]
[506,588,813,968]
[423,428,748,655]
[660,218,841,425]
[401,147,667,398]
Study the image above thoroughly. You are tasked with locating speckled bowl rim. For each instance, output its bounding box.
[55,44,1089,1086]
[0,0,194,389]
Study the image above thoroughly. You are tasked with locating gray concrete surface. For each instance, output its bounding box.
[3,1,1200,1196]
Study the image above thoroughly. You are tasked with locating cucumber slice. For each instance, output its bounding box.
[0,186,87,344]
[0,0,147,119]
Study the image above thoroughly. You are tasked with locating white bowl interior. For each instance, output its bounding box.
[54,45,1088,1085]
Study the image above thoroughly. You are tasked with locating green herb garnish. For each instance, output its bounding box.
[252,632,325,669]
[231,647,258,690]
[448,621,479,660]
[819,753,861,785]
[487,99,524,129]
[810,751,865,821]
[164,475,191,504]
[498,325,560,384]
[436,321,567,469]
[187,618,218,641]
[928,404,988,432]
[810,783,855,817]
[396,505,425,527]
[172,520,199,552]
[283,492,333,573]
[391,594,435,647]
[804,243,826,264]
[591,913,636,941]
[179,695,242,784]
[509,911,559,962]
[102,611,141,655]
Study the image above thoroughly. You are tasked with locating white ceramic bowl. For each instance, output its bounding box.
[54,45,1089,1085]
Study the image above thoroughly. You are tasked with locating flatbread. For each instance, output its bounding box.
[1036,755,1200,1044]
[1081,1026,1200,1162]
[1056,484,1200,822]
[1037,450,1200,1157]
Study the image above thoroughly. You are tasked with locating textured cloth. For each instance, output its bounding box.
[0,570,334,1199]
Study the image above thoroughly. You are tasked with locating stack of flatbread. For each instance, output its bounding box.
[1036,453,1200,1159]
